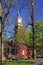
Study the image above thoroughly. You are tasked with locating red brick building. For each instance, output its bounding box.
[13,42,30,59]
[3,41,31,59]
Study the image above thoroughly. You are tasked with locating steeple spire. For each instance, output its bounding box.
[18,11,19,15]
[18,11,20,17]
[15,10,23,31]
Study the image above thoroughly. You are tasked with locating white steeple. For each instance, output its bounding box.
[15,11,22,27]
[17,11,22,25]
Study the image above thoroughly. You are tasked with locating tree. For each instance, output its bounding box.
[0,3,2,65]
[25,0,35,58]
[14,28,31,45]
[35,21,43,51]
[29,21,43,50]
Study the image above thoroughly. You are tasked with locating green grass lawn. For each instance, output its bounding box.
[2,60,35,65]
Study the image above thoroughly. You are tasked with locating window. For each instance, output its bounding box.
[22,50,24,55]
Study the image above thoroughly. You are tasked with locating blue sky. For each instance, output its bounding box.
[1,0,43,40]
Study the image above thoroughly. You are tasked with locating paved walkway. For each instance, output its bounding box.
[33,59,43,65]
[18,58,43,62]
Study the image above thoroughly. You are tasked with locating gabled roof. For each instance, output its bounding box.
[8,41,27,49]
[15,42,27,49]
